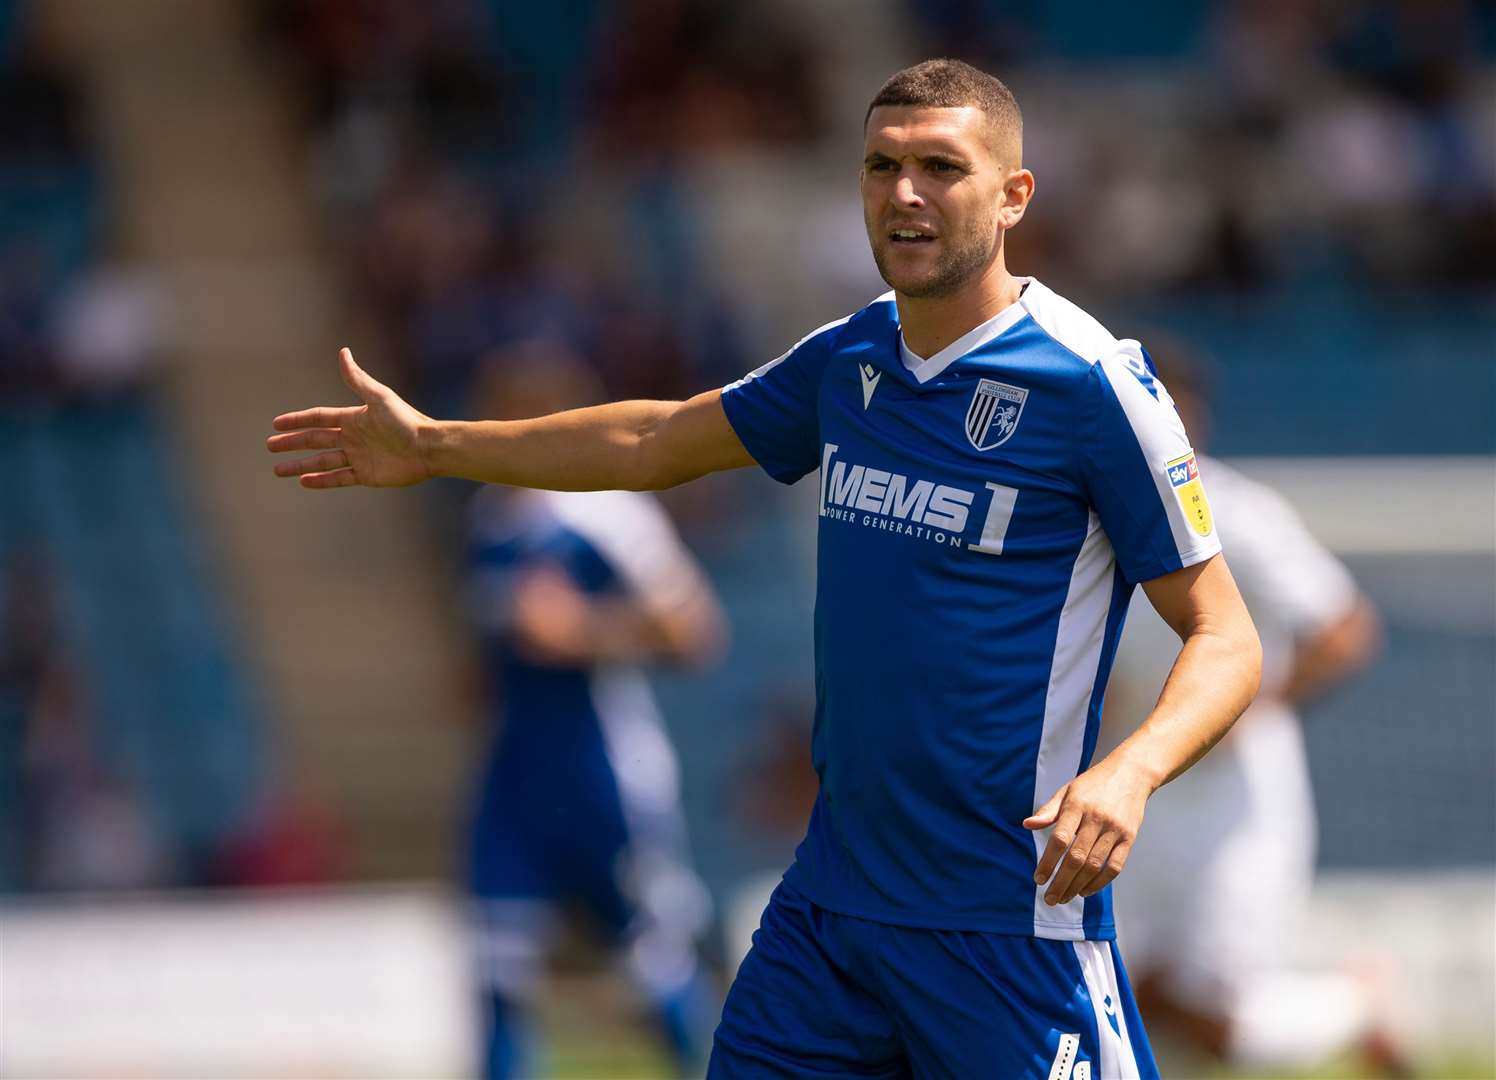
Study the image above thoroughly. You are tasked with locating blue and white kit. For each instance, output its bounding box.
[712,279,1220,1078]
[463,487,711,1028]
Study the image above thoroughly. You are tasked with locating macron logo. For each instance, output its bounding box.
[859,363,881,409]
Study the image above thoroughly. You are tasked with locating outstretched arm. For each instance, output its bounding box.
[268,349,755,491]
[1025,553,1262,906]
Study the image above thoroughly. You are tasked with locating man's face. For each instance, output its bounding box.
[861,105,1021,299]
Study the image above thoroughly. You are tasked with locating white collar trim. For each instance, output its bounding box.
[898,277,1036,384]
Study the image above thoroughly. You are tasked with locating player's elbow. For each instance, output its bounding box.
[1235,617,1264,705]
[629,408,694,491]
[648,594,729,669]
[1321,596,1384,676]
[631,455,696,492]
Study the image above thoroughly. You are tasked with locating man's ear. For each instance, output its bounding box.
[999,168,1035,229]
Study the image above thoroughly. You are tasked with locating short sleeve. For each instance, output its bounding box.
[546,490,703,613]
[1080,341,1223,584]
[720,319,843,484]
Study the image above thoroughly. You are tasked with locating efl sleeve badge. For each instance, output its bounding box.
[1166,451,1214,538]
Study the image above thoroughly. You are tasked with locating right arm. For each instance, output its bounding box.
[269,348,755,491]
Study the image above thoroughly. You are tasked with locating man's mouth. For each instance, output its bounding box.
[889,227,936,244]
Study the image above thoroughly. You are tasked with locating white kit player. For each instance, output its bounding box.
[1098,347,1400,1075]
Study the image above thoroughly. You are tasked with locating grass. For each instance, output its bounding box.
[530,972,1493,1079]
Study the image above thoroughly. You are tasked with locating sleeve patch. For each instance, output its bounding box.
[1166,451,1214,538]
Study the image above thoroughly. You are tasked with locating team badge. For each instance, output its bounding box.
[965,379,1028,451]
[1166,451,1214,537]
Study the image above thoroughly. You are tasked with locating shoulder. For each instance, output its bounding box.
[1016,279,1123,366]
[1015,280,1164,401]
[727,293,895,389]
[535,489,679,551]
[539,490,700,600]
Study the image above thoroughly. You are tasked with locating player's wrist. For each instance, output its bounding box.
[1112,742,1169,795]
[416,418,460,480]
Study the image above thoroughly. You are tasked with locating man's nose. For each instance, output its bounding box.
[894,173,924,208]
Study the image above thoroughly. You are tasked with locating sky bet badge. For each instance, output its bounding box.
[1167,451,1213,537]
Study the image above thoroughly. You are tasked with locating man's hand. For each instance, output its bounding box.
[1024,754,1155,906]
[509,569,597,666]
[268,348,433,488]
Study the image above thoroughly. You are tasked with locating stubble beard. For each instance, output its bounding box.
[868,211,1001,300]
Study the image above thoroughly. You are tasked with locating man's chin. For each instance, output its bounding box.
[873,256,937,295]
[881,269,960,299]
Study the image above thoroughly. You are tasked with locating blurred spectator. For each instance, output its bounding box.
[0,7,304,897]
[0,12,100,398]
[51,266,171,395]
[262,0,761,434]
[905,0,1494,295]
[586,0,825,159]
[0,549,170,892]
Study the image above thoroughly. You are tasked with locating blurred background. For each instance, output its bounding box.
[0,0,1491,1076]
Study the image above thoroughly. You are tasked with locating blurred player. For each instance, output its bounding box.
[1098,344,1400,1075]
[271,60,1263,1078]
[460,345,725,1079]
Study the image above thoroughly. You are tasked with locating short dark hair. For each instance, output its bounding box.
[865,59,1022,154]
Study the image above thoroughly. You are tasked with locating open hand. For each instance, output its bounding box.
[267,348,433,489]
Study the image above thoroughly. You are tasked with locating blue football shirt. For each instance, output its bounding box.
[720,279,1221,940]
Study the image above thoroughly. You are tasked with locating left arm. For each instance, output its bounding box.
[1025,553,1261,905]
[508,568,726,669]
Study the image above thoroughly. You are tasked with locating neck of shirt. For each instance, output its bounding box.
[899,279,1034,381]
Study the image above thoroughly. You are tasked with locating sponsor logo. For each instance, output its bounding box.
[965,378,1028,451]
[1165,451,1213,538]
[819,443,973,546]
[1167,456,1198,488]
[859,363,881,409]
[818,444,1021,554]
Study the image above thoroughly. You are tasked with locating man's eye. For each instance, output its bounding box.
[869,161,896,173]
[930,161,957,173]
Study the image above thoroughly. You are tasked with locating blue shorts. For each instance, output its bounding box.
[710,882,1158,1080]
[468,731,639,939]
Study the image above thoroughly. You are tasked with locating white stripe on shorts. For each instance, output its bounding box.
[1073,940,1141,1079]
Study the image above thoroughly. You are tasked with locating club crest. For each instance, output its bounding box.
[965,379,1028,451]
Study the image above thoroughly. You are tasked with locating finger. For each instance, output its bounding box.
[1059,831,1117,905]
[274,450,348,477]
[1079,839,1131,898]
[1023,783,1068,831]
[300,468,360,489]
[266,429,341,453]
[339,347,387,403]
[1033,804,1082,887]
[273,407,360,431]
[1045,819,1101,905]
